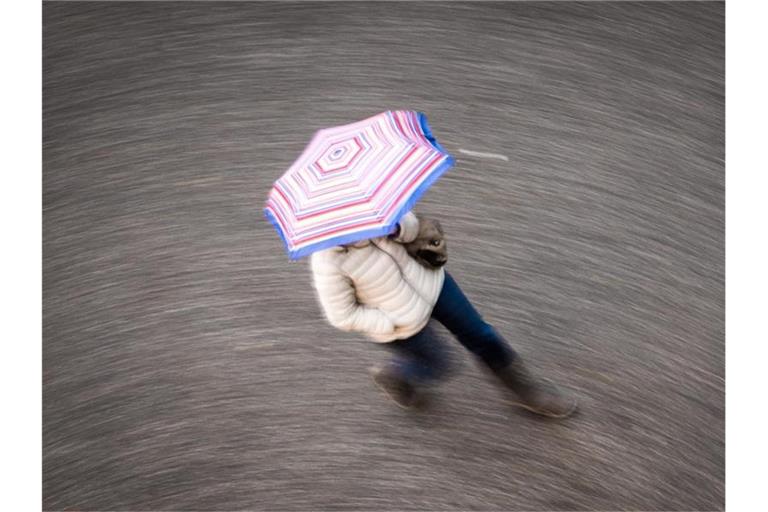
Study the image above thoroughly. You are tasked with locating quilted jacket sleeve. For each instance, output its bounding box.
[311,253,396,336]
[390,211,420,244]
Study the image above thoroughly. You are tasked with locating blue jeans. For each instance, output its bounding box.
[383,271,517,384]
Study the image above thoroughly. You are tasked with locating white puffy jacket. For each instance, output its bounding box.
[310,212,445,342]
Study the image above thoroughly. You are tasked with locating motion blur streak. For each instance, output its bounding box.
[44,2,723,510]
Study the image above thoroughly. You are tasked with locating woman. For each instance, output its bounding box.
[310,211,577,418]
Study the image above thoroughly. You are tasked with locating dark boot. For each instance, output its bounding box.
[369,365,423,409]
[494,358,577,418]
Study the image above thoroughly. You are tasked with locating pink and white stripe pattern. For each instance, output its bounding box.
[265,111,454,259]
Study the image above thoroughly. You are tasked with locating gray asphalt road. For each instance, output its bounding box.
[43,2,724,511]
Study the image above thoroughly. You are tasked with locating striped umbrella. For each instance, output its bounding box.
[264,111,454,259]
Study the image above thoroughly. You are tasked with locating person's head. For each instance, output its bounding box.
[405,216,447,268]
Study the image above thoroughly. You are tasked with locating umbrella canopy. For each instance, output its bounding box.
[264,111,454,259]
